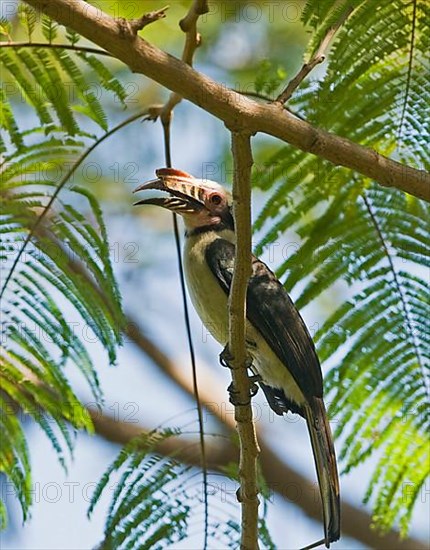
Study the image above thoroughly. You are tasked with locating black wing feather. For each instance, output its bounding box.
[205,238,323,399]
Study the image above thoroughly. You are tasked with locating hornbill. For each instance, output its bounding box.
[134,168,340,547]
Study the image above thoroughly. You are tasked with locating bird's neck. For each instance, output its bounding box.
[185,221,235,238]
[184,226,235,254]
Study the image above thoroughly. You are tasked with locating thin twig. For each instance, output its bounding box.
[122,5,169,35]
[171,209,209,550]
[275,5,354,104]
[397,0,418,141]
[237,90,274,102]
[229,131,260,549]
[155,3,210,547]
[160,115,210,548]
[233,89,307,120]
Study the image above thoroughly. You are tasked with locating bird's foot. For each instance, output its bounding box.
[244,354,254,370]
[227,374,261,405]
[219,345,254,371]
[227,382,249,406]
[221,346,261,403]
[219,345,233,368]
[248,374,262,397]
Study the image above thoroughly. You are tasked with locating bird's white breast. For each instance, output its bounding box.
[184,230,305,406]
[184,230,231,345]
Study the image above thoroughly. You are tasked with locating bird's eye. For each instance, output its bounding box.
[209,193,222,205]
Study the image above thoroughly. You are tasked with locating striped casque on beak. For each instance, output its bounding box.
[133,168,207,214]
[133,169,233,234]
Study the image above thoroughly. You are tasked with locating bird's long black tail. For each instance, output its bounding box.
[304,397,340,547]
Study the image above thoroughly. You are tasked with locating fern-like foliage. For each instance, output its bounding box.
[89,428,275,549]
[253,0,429,535]
[0,8,127,142]
[0,6,127,527]
[89,429,191,549]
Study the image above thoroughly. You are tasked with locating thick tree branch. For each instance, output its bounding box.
[179,0,209,63]
[227,132,259,549]
[23,0,429,202]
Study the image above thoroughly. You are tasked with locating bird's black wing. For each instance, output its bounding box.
[205,238,323,399]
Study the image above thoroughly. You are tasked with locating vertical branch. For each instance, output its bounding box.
[160,0,208,124]
[229,131,260,549]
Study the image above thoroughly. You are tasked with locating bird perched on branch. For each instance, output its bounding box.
[134,167,340,547]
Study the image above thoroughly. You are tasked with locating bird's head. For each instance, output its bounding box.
[134,168,233,232]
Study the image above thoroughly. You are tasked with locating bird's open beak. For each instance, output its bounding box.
[133,169,205,214]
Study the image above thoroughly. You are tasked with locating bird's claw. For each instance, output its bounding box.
[248,374,261,397]
[227,382,251,406]
[219,345,233,368]
[244,355,254,370]
[221,347,261,402]
[227,373,261,405]
[220,346,254,371]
